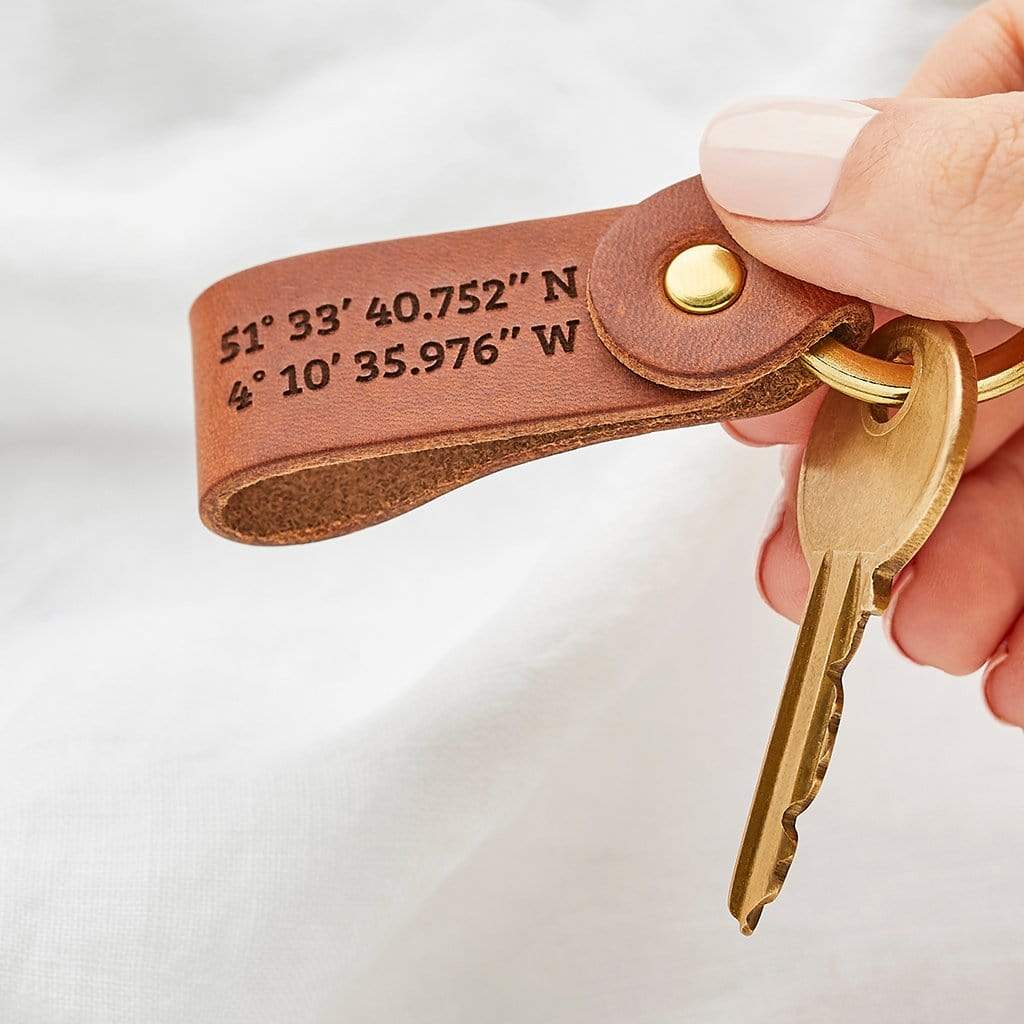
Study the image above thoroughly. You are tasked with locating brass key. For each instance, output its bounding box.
[729,317,977,935]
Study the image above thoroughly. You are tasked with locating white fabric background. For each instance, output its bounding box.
[2,1,1023,1021]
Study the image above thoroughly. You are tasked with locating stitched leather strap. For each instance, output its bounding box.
[190,176,872,545]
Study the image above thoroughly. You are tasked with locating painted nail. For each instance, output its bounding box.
[882,566,922,666]
[699,97,878,221]
[984,641,1010,681]
[982,642,1014,724]
[755,488,788,607]
[722,419,773,448]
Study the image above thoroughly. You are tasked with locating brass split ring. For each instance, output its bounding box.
[803,325,1024,405]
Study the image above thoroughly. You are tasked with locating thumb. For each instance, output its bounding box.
[699,95,1024,325]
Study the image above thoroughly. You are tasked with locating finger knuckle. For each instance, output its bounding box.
[933,100,1024,224]
[929,98,1024,315]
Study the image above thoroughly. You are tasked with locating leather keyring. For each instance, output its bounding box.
[190,175,872,545]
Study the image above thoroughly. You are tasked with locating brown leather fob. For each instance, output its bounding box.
[190,175,872,545]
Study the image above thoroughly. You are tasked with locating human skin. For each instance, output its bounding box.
[698,0,1024,725]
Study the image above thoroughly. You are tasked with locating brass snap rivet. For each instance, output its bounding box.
[664,243,745,314]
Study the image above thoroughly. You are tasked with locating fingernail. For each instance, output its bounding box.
[982,642,1014,724]
[982,641,1010,690]
[882,567,922,665]
[722,419,773,448]
[755,488,787,607]
[699,97,878,221]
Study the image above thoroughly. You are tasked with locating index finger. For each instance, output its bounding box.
[903,0,1024,99]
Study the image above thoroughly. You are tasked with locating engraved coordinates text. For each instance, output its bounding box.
[217,265,581,413]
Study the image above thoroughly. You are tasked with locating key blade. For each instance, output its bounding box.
[729,550,869,935]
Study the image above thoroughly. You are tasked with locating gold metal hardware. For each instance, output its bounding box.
[803,326,1024,405]
[664,243,745,314]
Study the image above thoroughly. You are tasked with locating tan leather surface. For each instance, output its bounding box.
[190,177,872,545]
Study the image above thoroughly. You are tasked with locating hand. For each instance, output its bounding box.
[699,0,1024,725]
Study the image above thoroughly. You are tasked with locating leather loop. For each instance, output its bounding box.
[588,176,872,389]
[190,177,872,545]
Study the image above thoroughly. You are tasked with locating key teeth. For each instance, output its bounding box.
[740,905,763,936]
[738,636,857,936]
[736,804,803,934]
